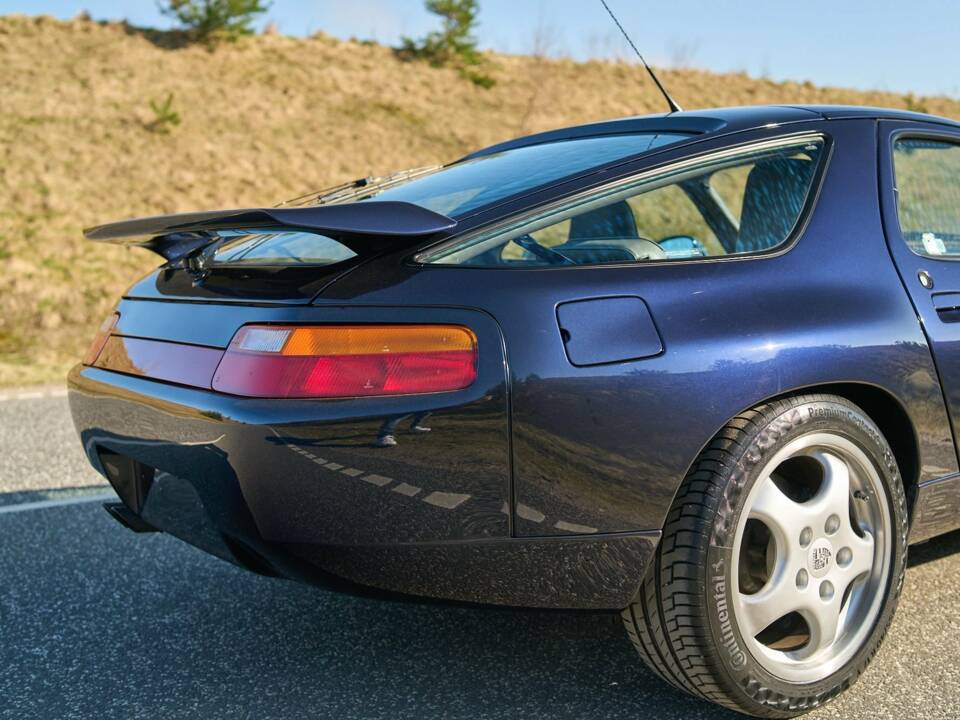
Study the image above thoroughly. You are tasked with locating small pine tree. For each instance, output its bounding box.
[159,0,271,44]
[401,0,495,88]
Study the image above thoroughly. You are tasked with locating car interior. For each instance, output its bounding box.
[478,151,820,267]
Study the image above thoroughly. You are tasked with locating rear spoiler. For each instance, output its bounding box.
[83,201,457,261]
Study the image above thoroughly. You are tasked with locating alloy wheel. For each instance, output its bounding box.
[731,432,892,683]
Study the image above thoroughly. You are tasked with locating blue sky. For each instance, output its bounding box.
[3,0,958,98]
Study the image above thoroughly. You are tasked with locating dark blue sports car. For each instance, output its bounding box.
[70,104,960,716]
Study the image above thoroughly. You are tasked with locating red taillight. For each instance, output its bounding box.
[212,325,478,398]
[82,312,119,366]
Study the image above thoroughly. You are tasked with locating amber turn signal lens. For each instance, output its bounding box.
[280,325,476,357]
[212,324,478,398]
[82,312,120,366]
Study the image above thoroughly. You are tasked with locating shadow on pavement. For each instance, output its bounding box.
[908,527,960,568]
[0,502,738,720]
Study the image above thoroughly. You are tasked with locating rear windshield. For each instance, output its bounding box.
[202,229,356,266]
[360,133,691,218]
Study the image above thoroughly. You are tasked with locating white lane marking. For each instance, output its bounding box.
[0,387,68,403]
[340,467,364,477]
[554,520,599,534]
[324,462,344,471]
[391,482,421,497]
[0,492,117,515]
[423,491,471,509]
[517,503,546,523]
[362,474,393,487]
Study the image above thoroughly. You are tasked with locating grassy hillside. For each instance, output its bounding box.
[2,14,960,386]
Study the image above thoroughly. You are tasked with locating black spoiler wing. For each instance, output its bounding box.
[83,201,457,261]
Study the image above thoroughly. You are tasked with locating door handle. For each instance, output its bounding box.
[932,292,960,321]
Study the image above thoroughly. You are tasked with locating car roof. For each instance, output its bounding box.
[465,104,960,159]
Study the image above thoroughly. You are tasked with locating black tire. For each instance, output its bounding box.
[622,394,908,717]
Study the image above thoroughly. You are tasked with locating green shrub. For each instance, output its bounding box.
[146,93,181,133]
[158,0,271,44]
[401,0,495,88]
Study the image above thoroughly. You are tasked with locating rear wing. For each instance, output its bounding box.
[83,201,457,261]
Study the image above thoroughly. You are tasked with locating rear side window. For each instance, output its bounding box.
[422,137,825,267]
[893,138,960,257]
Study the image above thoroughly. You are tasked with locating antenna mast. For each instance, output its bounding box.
[598,0,683,113]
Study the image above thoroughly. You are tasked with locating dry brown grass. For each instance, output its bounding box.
[2,13,959,387]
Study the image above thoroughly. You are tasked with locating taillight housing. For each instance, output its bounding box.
[212,324,478,399]
[82,312,120,366]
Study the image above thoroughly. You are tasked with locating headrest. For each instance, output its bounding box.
[736,158,815,254]
[568,200,639,242]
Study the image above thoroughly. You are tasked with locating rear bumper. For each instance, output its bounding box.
[68,365,658,609]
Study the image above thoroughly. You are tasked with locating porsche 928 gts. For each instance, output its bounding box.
[70,104,960,716]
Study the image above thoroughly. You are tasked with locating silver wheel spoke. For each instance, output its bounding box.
[806,594,843,654]
[808,450,851,518]
[748,475,813,545]
[738,572,803,639]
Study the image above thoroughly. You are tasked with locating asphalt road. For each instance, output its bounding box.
[3,391,960,719]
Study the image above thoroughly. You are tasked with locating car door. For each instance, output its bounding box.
[879,120,960,465]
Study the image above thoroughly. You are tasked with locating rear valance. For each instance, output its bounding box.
[83,201,457,261]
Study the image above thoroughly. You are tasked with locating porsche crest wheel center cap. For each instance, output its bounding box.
[808,538,834,579]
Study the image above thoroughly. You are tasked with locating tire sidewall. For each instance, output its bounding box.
[703,397,908,715]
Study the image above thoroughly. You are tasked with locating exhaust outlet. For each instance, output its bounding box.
[103,502,158,534]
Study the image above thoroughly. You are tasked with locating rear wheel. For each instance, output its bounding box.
[622,394,908,717]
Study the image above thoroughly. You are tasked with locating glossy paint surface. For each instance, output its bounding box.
[84,201,458,243]
[879,122,960,454]
[460,105,823,159]
[76,304,511,546]
[94,335,223,388]
[556,296,663,366]
[319,119,959,537]
[69,365,659,608]
[68,106,960,606]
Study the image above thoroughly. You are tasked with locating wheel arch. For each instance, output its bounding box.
[675,381,922,524]
[774,382,920,501]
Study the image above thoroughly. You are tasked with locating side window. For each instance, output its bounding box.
[893,138,960,257]
[710,164,753,224]
[627,184,722,257]
[424,138,825,267]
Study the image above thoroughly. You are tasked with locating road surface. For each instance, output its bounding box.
[2,389,959,719]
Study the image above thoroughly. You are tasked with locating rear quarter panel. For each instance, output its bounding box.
[320,119,957,536]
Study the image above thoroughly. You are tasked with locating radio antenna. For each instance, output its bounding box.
[598,0,683,113]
